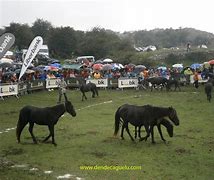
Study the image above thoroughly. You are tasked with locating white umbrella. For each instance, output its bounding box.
[0,57,13,64]
[135,65,146,69]
[157,66,167,70]
[103,58,113,63]
[172,64,183,68]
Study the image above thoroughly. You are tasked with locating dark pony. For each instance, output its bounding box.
[16,100,76,146]
[114,104,179,143]
[80,82,98,101]
[146,77,168,91]
[205,82,213,102]
[135,118,173,143]
[166,78,181,91]
[205,78,214,102]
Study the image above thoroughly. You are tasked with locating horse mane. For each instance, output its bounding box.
[51,103,66,117]
[150,105,171,119]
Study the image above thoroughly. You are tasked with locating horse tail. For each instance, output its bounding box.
[16,107,29,143]
[114,107,121,136]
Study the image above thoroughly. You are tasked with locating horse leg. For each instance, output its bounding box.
[140,125,150,141]
[49,125,57,146]
[157,124,166,142]
[150,125,156,144]
[42,126,52,142]
[92,90,95,98]
[28,122,37,144]
[121,123,125,140]
[134,126,137,139]
[138,125,142,139]
[82,92,87,101]
[95,88,98,96]
[124,123,135,141]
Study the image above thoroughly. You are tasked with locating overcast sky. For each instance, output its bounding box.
[0,0,213,34]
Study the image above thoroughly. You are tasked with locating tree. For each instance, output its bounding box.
[31,19,53,44]
[48,26,77,58]
[5,23,34,50]
[77,27,133,59]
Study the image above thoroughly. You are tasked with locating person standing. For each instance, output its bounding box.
[193,71,199,89]
[57,77,68,103]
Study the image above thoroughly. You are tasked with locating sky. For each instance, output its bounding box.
[0,0,213,34]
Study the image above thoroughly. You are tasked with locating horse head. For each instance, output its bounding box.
[65,100,76,117]
[168,107,179,126]
[166,122,174,137]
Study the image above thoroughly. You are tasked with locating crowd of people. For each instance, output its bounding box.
[0,54,214,85]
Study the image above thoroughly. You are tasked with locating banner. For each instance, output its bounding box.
[0,84,18,98]
[19,36,43,80]
[86,78,108,88]
[118,78,138,88]
[0,33,15,59]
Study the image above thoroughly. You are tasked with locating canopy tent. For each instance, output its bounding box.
[62,64,86,70]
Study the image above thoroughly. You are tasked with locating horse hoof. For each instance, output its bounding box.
[152,141,156,144]
[53,143,57,146]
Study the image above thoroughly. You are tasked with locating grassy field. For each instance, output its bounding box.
[0,86,213,180]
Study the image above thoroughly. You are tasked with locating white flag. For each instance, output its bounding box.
[0,33,15,59]
[19,36,43,80]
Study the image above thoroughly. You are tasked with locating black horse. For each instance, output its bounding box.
[16,100,76,146]
[114,104,179,143]
[135,118,173,143]
[166,78,181,91]
[80,82,98,101]
[146,77,168,91]
[205,82,213,102]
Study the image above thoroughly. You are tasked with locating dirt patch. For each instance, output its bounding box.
[175,148,191,155]
[90,151,108,158]
[2,110,17,115]
[87,131,98,135]
[0,157,14,169]
[72,133,87,137]
[176,134,196,139]
[2,147,24,156]
[187,129,202,133]
[102,136,116,143]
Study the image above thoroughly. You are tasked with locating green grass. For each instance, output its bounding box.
[0,86,213,180]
